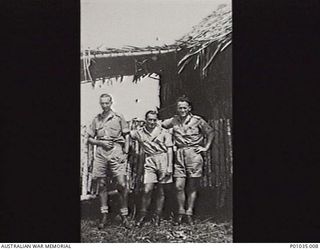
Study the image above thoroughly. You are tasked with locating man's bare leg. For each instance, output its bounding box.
[185,178,199,225]
[175,177,186,224]
[154,184,165,225]
[115,175,129,227]
[136,183,154,226]
[98,178,109,229]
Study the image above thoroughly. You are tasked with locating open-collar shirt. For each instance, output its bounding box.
[131,125,173,156]
[87,110,129,144]
[162,113,213,148]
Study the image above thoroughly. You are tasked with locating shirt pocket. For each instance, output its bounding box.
[186,126,199,135]
[96,127,106,137]
[108,127,120,137]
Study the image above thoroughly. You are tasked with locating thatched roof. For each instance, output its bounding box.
[81,44,179,58]
[81,3,231,82]
[175,4,232,75]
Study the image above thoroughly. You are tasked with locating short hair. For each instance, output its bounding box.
[100,93,112,101]
[176,95,192,106]
[145,110,158,120]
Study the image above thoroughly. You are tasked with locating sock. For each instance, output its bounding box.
[120,207,128,216]
[186,209,193,216]
[100,206,109,214]
[178,208,186,215]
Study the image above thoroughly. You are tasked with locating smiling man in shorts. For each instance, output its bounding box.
[162,96,214,225]
[131,110,173,227]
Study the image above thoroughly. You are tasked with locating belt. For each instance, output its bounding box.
[145,151,166,157]
[97,137,124,144]
[176,145,197,149]
[96,138,123,151]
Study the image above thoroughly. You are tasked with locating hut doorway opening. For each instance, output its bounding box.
[81,74,161,128]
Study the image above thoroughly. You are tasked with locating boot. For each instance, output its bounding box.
[121,215,130,228]
[186,215,195,226]
[135,214,146,227]
[154,214,161,226]
[98,213,108,229]
[173,214,183,226]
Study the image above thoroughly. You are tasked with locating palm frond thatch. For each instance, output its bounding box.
[176,4,232,75]
[81,44,179,58]
[80,3,232,82]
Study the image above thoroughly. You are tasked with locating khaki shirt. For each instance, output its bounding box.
[162,114,213,148]
[87,110,129,144]
[130,125,173,156]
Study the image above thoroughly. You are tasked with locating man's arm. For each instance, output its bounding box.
[163,130,174,175]
[166,147,173,174]
[87,136,100,146]
[194,131,214,153]
[161,117,173,129]
[123,133,130,154]
[86,117,114,149]
[203,129,214,151]
[87,136,114,149]
[194,119,214,153]
[118,113,130,154]
[87,119,105,147]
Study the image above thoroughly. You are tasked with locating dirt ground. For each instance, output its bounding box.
[81,215,232,243]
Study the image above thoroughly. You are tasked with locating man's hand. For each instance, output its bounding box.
[194,146,208,154]
[159,169,172,182]
[165,171,172,177]
[98,140,114,150]
[122,147,129,155]
[165,166,173,177]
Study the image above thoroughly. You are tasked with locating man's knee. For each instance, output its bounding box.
[116,179,127,192]
[175,183,185,192]
[157,185,165,196]
[98,178,107,192]
[143,186,153,195]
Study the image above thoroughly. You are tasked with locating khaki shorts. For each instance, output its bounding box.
[144,153,173,184]
[174,147,203,178]
[92,143,127,179]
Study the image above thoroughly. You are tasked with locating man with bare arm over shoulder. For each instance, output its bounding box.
[131,110,173,227]
[162,96,214,225]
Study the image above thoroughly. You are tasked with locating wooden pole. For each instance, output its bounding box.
[212,120,220,209]
[219,119,227,209]
[202,137,208,188]
[81,143,88,196]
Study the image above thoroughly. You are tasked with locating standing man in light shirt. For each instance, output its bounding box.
[162,96,214,225]
[87,93,130,229]
[131,110,173,226]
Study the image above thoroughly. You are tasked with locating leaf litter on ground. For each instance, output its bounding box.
[81,216,232,243]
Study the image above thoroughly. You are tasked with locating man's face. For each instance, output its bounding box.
[177,101,191,118]
[100,97,112,112]
[145,113,158,130]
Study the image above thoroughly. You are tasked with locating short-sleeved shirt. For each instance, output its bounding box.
[162,113,213,148]
[130,125,173,156]
[87,110,129,144]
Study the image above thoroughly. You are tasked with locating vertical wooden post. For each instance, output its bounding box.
[212,120,220,209]
[202,137,208,188]
[226,119,233,175]
[81,143,88,196]
[226,118,233,217]
[219,119,226,209]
